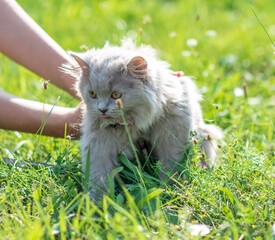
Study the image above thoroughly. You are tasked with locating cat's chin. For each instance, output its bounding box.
[99,114,110,119]
[97,116,136,129]
[98,118,118,129]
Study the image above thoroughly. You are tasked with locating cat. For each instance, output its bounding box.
[65,39,222,200]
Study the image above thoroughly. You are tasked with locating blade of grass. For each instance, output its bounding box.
[35,96,60,143]
[84,147,91,192]
[250,5,275,48]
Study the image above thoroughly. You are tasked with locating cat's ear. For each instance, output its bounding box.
[127,56,147,79]
[69,52,90,77]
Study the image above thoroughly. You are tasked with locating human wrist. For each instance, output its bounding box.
[58,106,82,140]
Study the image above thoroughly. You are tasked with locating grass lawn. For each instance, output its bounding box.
[0,0,274,239]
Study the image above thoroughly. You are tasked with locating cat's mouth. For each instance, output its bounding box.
[99,114,110,119]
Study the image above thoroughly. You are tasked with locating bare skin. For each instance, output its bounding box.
[0,0,77,96]
[0,91,82,139]
[0,0,82,139]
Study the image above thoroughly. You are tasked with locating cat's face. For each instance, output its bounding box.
[73,53,159,130]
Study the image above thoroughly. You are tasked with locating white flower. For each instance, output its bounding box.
[169,32,177,38]
[187,224,211,236]
[181,50,192,57]
[205,30,217,37]
[234,87,244,97]
[203,71,209,77]
[248,96,262,105]
[186,38,198,47]
[244,72,253,81]
[116,19,127,30]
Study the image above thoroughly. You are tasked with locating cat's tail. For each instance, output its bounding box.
[196,124,223,167]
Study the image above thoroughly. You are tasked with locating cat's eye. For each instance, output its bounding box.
[89,90,97,98]
[111,91,122,99]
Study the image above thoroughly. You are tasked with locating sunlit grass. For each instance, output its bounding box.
[0,0,274,239]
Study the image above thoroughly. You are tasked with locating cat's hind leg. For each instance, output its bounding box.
[196,124,223,167]
[150,122,191,181]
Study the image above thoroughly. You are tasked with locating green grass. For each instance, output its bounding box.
[0,0,274,239]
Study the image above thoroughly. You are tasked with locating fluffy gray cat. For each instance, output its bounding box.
[66,39,221,200]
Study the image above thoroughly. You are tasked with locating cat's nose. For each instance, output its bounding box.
[98,108,108,114]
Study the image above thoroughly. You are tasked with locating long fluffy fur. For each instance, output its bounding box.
[66,39,222,200]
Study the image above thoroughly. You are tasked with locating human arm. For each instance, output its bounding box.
[0,91,82,139]
[0,0,83,138]
[0,0,77,97]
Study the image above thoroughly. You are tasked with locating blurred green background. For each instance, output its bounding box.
[0,1,274,239]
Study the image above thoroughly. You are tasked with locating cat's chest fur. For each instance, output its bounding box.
[81,117,140,162]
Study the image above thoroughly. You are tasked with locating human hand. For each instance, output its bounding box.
[65,102,84,140]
